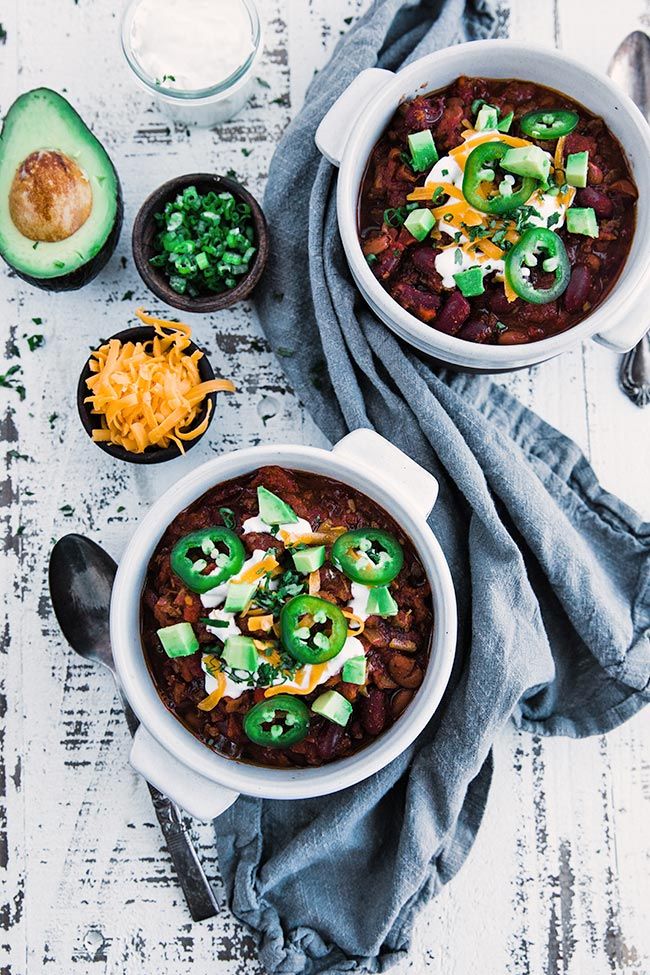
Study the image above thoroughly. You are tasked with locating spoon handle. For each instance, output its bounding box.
[619,331,650,407]
[118,691,220,921]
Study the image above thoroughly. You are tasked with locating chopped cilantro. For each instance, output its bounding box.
[25,334,44,352]
[60,504,75,517]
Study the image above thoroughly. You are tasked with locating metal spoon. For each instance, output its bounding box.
[48,533,219,922]
[608,31,650,407]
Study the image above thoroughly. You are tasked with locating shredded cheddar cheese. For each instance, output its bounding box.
[247,614,275,633]
[198,671,226,710]
[308,569,321,595]
[449,130,532,165]
[342,609,365,637]
[234,555,279,584]
[278,527,347,547]
[264,663,329,697]
[84,308,235,454]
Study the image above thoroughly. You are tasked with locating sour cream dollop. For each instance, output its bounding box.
[129,0,255,92]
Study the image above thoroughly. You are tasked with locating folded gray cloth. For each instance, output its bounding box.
[214,2,650,972]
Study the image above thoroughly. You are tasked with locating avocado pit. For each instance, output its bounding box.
[9,149,92,242]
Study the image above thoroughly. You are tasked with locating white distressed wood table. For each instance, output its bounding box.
[2,1,649,972]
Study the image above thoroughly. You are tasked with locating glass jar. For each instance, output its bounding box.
[121,0,262,127]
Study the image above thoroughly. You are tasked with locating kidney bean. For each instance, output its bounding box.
[609,178,638,198]
[576,187,614,218]
[457,318,497,344]
[391,689,414,719]
[387,653,424,688]
[434,290,471,335]
[564,133,597,155]
[497,329,530,345]
[584,253,601,273]
[317,722,343,761]
[391,282,441,323]
[359,688,386,736]
[563,265,592,313]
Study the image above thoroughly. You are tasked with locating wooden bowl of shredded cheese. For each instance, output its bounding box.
[78,308,235,463]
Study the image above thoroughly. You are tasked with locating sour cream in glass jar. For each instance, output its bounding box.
[121,0,262,126]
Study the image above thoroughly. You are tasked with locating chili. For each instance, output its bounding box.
[332,529,404,585]
[504,227,571,304]
[280,594,348,664]
[462,141,538,215]
[243,695,310,748]
[170,527,245,594]
[520,109,579,140]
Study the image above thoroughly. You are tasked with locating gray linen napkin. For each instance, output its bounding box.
[214,2,650,972]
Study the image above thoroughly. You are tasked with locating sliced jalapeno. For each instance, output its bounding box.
[170,527,245,594]
[243,695,310,748]
[504,227,570,305]
[462,142,537,215]
[332,529,404,586]
[520,109,579,140]
[280,594,348,664]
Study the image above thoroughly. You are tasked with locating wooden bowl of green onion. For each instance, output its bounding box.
[132,173,269,313]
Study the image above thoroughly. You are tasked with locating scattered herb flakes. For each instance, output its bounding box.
[162,74,175,82]
[53,260,65,269]
[343,15,353,24]
[15,525,25,537]
[260,413,273,426]
[23,488,34,497]
[225,168,239,180]
[48,412,59,428]
[24,333,44,352]
[121,290,134,301]
[219,506,236,530]
[241,148,253,157]
[0,24,6,43]
[270,95,288,106]
[8,449,29,461]
[257,76,270,89]
[0,364,26,399]
[117,505,126,513]
[59,504,75,517]
[32,317,42,325]
[276,347,294,358]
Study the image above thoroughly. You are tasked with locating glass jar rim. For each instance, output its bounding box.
[120,0,262,101]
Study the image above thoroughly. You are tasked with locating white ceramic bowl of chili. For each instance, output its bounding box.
[110,430,457,820]
[315,40,650,371]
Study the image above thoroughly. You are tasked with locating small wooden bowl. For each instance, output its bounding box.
[132,173,269,313]
[77,325,217,464]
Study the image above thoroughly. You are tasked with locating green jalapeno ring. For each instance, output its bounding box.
[520,109,579,140]
[332,528,404,586]
[243,695,310,748]
[170,527,245,594]
[280,594,348,664]
[462,142,537,215]
[504,227,571,305]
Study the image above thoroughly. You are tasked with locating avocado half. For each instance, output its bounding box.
[0,89,123,291]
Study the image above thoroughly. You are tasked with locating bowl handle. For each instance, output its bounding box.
[130,725,239,821]
[592,311,649,354]
[315,68,394,167]
[332,429,439,520]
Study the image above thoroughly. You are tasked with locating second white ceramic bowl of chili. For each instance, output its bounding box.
[315,40,650,372]
[110,430,457,820]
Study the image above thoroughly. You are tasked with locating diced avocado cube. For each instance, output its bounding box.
[566,207,599,238]
[407,129,438,172]
[312,690,353,727]
[366,586,399,617]
[157,622,199,658]
[195,252,209,270]
[257,486,298,525]
[453,265,485,298]
[292,545,325,575]
[565,151,589,188]
[475,103,499,131]
[224,581,258,613]
[222,636,258,672]
[501,145,551,182]
[342,655,367,685]
[404,207,435,242]
[497,111,514,133]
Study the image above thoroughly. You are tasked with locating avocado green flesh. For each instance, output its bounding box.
[0,89,120,280]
